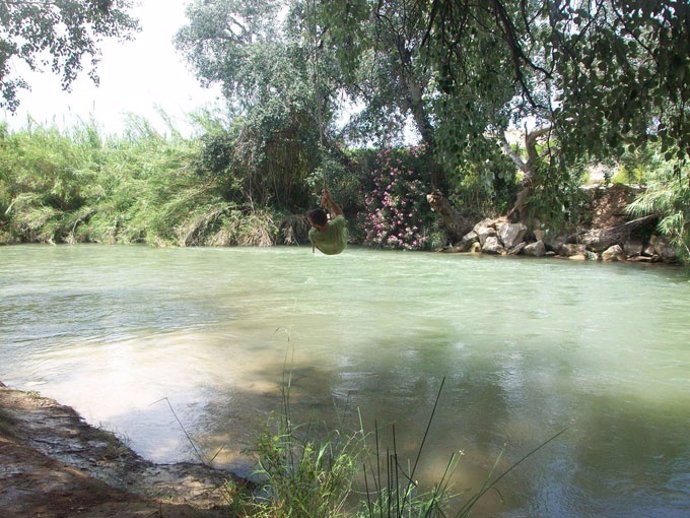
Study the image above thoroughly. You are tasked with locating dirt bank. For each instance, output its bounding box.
[0,380,247,517]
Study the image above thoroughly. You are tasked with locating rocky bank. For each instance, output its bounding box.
[435,184,678,264]
[0,381,246,518]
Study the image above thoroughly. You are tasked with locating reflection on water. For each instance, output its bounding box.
[1,244,689,516]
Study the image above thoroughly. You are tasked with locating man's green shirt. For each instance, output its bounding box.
[309,215,348,255]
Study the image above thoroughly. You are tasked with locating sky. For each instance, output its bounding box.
[1,0,223,137]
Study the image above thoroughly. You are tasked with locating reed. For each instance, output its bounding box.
[230,373,566,518]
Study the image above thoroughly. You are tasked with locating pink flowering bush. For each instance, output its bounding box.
[361,146,432,250]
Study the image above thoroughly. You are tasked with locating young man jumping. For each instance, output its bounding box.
[306,189,348,255]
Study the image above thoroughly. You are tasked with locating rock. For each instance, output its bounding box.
[585,250,599,261]
[0,383,241,517]
[482,235,504,254]
[543,233,567,252]
[560,243,587,257]
[580,228,616,252]
[602,244,625,262]
[623,239,644,257]
[507,242,527,255]
[588,184,640,228]
[498,222,528,249]
[533,229,545,242]
[627,255,654,263]
[649,234,677,263]
[473,218,497,246]
[523,240,546,257]
[470,241,482,254]
[457,230,479,252]
[580,214,657,252]
[545,251,557,257]
[569,254,587,261]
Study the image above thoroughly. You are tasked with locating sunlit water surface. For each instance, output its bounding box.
[1,244,689,516]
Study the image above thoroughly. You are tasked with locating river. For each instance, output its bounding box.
[1,244,689,516]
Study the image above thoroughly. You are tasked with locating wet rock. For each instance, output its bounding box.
[649,235,677,263]
[623,239,644,257]
[458,230,479,252]
[560,243,588,257]
[602,244,625,262]
[0,383,241,517]
[524,240,546,257]
[473,218,497,246]
[507,242,527,255]
[543,233,567,253]
[498,222,528,249]
[482,236,504,254]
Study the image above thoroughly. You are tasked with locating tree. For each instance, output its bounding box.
[175,0,338,209]
[317,0,518,235]
[0,0,139,112]
[317,0,690,233]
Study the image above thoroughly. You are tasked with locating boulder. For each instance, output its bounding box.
[523,240,546,257]
[473,218,497,246]
[533,229,545,242]
[470,241,482,254]
[649,235,677,263]
[560,243,588,257]
[585,250,599,261]
[602,244,625,262]
[457,230,479,252]
[482,235,504,254]
[507,242,527,255]
[623,239,644,257]
[588,183,640,228]
[628,255,654,263]
[498,222,528,249]
[580,228,617,252]
[580,214,658,252]
[543,233,567,252]
[569,254,587,261]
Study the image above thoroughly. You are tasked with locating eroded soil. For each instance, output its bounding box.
[0,381,246,517]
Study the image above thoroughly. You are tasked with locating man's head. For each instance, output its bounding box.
[307,208,328,230]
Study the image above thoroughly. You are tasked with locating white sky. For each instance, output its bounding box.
[1,0,223,137]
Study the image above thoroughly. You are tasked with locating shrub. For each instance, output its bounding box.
[360,147,433,250]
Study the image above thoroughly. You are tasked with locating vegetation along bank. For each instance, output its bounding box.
[2,2,689,266]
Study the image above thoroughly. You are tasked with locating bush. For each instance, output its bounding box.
[360,147,433,250]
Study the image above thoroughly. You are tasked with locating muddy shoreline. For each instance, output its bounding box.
[0,380,247,517]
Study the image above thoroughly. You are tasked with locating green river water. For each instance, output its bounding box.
[1,244,689,516]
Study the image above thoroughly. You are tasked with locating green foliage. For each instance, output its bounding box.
[251,421,359,517]
[523,160,590,233]
[231,376,565,518]
[0,0,139,111]
[627,157,690,263]
[176,3,334,210]
[448,142,519,219]
[0,119,289,246]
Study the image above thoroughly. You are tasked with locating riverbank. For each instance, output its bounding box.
[0,380,245,517]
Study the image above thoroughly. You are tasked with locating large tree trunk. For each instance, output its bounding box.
[499,126,551,222]
[398,46,473,241]
[426,189,474,243]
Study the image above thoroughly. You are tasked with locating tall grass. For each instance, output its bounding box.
[226,374,565,518]
[0,119,300,246]
[627,156,690,263]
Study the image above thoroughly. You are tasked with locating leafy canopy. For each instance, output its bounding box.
[0,0,139,111]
